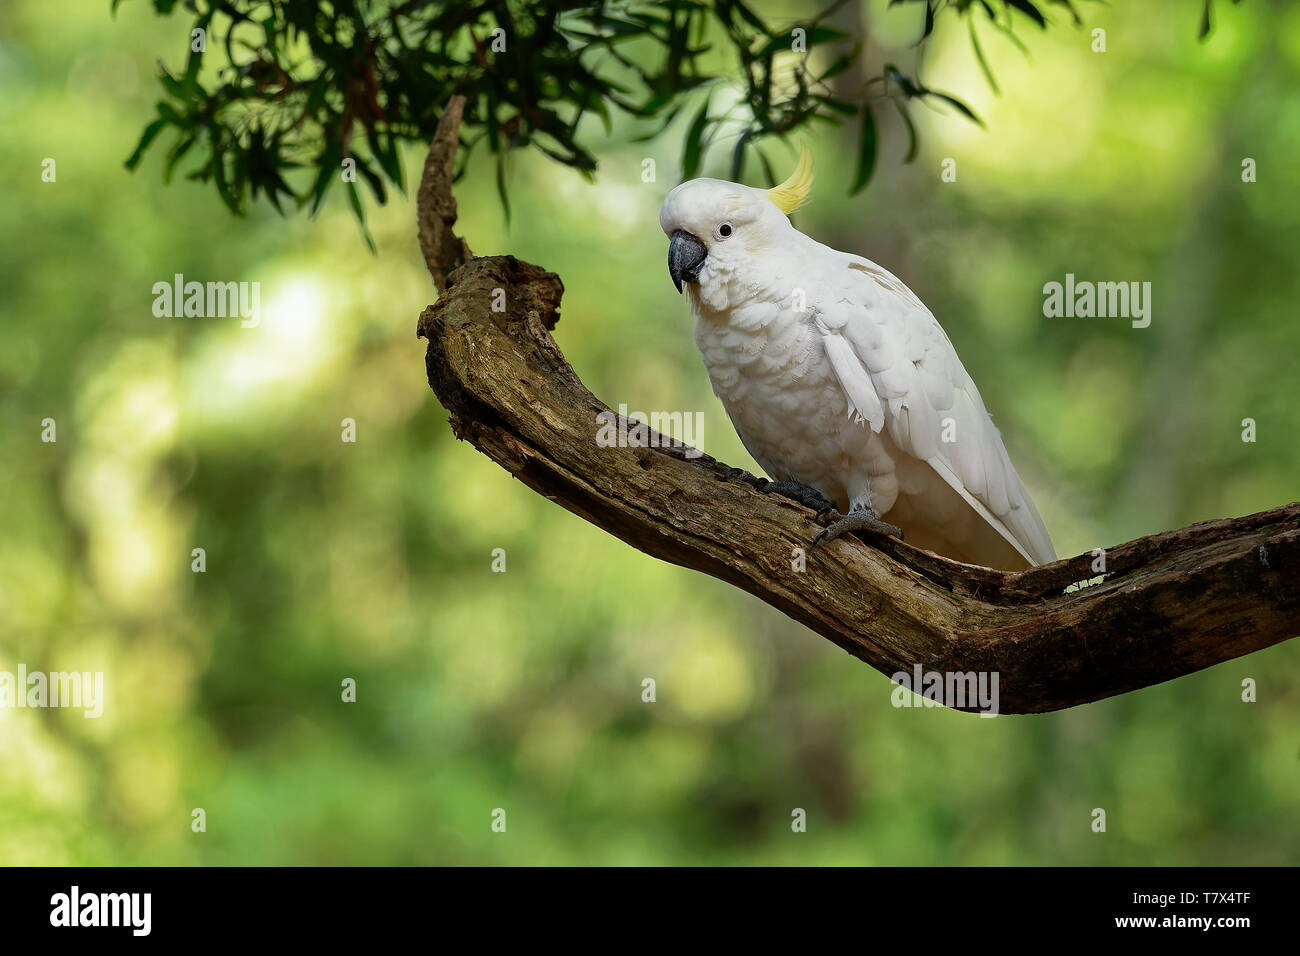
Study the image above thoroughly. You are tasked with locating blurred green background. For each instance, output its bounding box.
[2,0,1297,865]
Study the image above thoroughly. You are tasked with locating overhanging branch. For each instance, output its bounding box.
[414,106,1299,715]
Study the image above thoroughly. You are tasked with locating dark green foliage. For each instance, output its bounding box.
[117,0,1089,223]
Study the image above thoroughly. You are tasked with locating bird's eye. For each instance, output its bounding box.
[716,222,734,239]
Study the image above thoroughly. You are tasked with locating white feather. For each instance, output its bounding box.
[659,177,1056,569]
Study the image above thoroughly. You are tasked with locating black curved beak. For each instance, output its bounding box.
[668,230,708,293]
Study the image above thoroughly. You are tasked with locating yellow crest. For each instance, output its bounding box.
[768,144,814,214]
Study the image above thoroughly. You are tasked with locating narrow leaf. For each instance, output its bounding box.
[850,106,878,194]
[681,98,710,179]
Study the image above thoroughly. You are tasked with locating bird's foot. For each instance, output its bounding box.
[812,508,904,548]
[723,468,838,517]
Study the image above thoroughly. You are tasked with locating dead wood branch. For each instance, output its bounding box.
[413,107,1299,714]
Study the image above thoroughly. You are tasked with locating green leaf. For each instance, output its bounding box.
[345,180,377,253]
[893,100,918,163]
[1047,0,1083,27]
[721,0,769,34]
[729,130,751,181]
[812,94,856,117]
[927,90,984,127]
[755,25,847,61]
[819,48,860,82]
[883,64,922,99]
[308,140,343,216]
[162,133,196,184]
[756,147,776,188]
[1006,0,1047,29]
[354,157,388,205]
[804,26,849,45]
[681,98,710,179]
[850,106,877,194]
[495,153,511,223]
[124,117,167,170]
[373,130,405,194]
[211,148,243,216]
[968,17,1000,96]
[262,13,280,59]
[919,2,936,44]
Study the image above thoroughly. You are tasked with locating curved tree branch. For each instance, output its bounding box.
[417,94,472,293]
[414,107,1299,715]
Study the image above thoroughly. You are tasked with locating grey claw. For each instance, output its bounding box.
[812,510,903,548]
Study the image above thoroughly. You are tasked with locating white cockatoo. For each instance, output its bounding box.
[659,146,1055,570]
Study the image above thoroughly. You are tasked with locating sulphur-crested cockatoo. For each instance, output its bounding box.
[659,146,1055,570]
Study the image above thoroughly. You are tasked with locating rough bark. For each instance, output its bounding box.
[414,104,1299,715]
[416,94,472,292]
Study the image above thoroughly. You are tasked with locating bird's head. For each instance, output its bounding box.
[659,144,814,296]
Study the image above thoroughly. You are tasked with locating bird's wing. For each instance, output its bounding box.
[813,252,1056,566]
